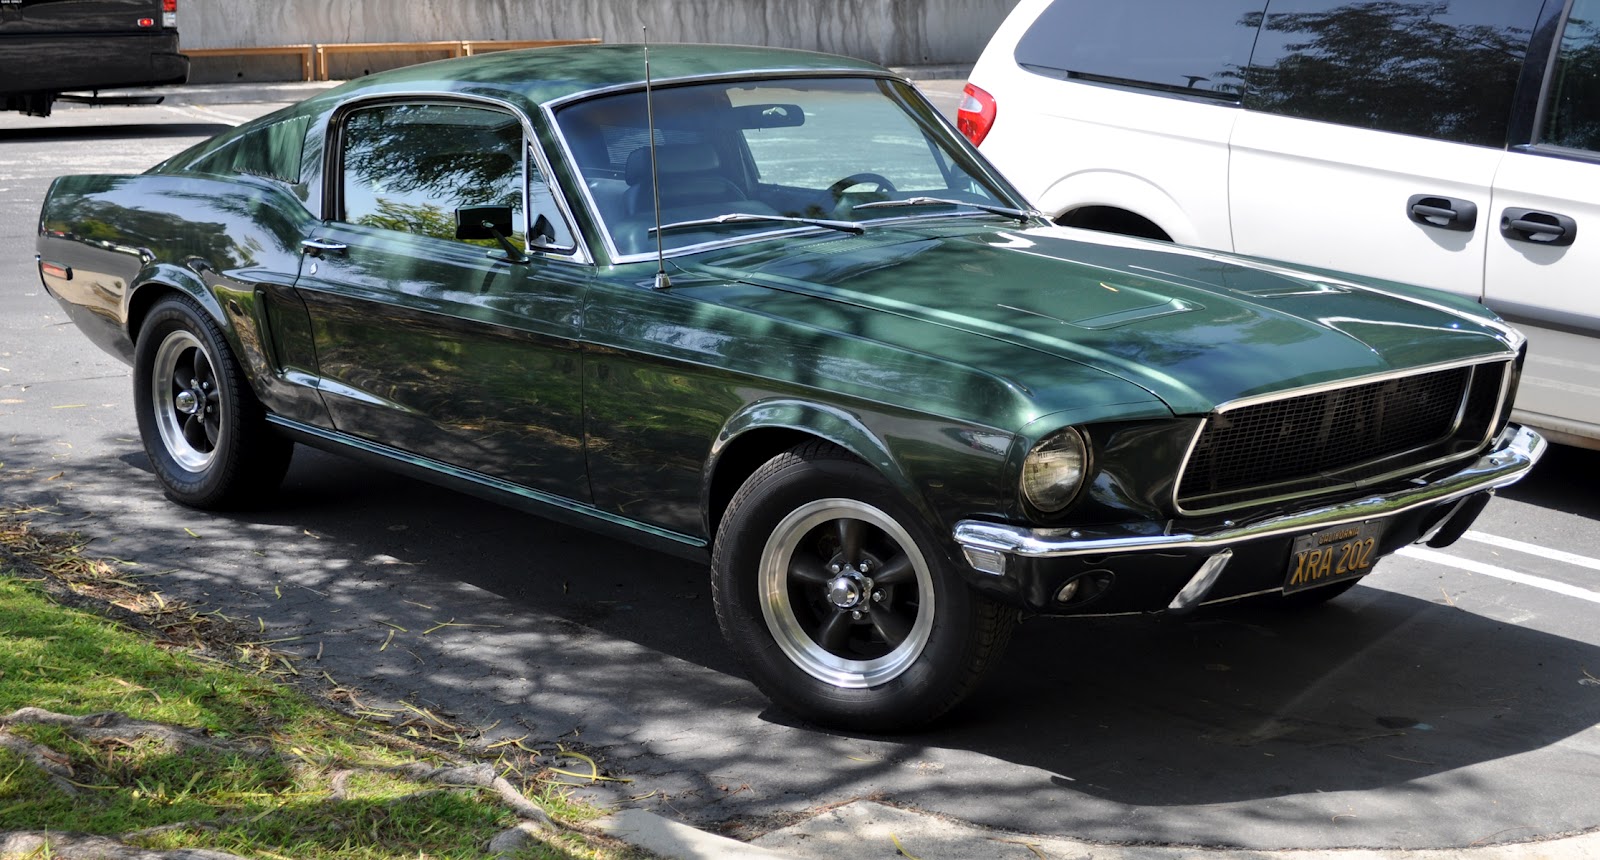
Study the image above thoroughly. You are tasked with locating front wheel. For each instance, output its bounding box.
[133,294,292,509]
[712,442,1013,731]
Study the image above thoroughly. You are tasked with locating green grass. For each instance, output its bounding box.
[0,516,646,860]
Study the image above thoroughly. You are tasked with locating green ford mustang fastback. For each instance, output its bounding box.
[35,44,1545,730]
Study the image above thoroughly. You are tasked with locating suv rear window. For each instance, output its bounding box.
[1247,0,1544,147]
[1012,0,1266,101]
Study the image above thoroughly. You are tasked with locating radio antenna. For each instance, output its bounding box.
[644,27,670,290]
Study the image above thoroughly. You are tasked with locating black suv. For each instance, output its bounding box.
[1,0,188,117]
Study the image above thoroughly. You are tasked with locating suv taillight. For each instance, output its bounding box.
[956,82,997,146]
[163,0,177,27]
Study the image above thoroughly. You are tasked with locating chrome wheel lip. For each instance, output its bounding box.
[151,329,218,473]
[759,498,936,689]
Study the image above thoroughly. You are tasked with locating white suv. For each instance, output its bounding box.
[964,0,1600,449]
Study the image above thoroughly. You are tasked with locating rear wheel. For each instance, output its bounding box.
[712,442,1014,731]
[133,294,291,509]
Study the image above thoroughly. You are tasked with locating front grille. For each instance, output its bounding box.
[1176,362,1507,513]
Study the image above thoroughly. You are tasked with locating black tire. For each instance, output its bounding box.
[711,441,1014,732]
[132,294,292,509]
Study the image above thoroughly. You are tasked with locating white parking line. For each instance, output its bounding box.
[1461,530,1600,572]
[1399,545,1600,604]
[161,104,249,126]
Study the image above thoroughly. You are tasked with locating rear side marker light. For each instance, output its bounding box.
[956,82,998,146]
[41,261,73,281]
[137,16,155,27]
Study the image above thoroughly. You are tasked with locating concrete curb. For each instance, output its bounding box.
[751,801,1600,860]
[594,809,800,860]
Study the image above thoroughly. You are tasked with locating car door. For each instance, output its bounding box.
[1228,0,1545,302]
[292,98,593,498]
[1482,0,1600,445]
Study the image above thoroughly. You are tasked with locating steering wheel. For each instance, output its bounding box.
[827,172,898,198]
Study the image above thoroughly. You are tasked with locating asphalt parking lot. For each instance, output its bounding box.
[2,87,1599,856]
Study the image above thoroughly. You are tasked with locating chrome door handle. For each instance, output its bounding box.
[300,238,348,256]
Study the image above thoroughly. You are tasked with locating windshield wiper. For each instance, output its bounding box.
[650,212,865,236]
[853,197,1038,223]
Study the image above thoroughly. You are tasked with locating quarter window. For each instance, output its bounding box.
[339,103,526,245]
[1542,1,1600,152]
[1247,0,1543,147]
[190,115,311,185]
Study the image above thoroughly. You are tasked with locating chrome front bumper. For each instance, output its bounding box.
[953,424,1546,593]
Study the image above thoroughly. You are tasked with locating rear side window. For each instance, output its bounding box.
[1012,0,1267,101]
[1247,0,1544,147]
[1542,0,1600,152]
[189,115,311,185]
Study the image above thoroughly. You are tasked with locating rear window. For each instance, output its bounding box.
[1247,0,1544,147]
[1012,0,1267,101]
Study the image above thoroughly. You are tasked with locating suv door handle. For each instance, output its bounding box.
[1406,195,1477,232]
[1501,208,1577,247]
[300,238,349,257]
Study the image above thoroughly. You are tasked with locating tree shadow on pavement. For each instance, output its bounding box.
[3,433,1597,852]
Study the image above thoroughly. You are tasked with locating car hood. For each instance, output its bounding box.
[683,222,1519,415]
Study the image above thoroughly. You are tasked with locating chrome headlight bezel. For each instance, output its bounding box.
[1021,427,1089,514]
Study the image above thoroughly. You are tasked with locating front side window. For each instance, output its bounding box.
[555,76,1012,257]
[1247,0,1544,147]
[339,102,526,245]
[1012,0,1266,100]
[1542,1,1600,152]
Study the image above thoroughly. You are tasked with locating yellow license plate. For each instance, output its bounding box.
[1284,522,1382,593]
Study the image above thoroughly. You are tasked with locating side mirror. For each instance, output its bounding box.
[455,205,515,241]
[455,205,526,263]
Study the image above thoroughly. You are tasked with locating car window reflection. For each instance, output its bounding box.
[340,103,526,246]
[555,77,1009,257]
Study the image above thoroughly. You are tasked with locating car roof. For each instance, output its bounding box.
[308,43,892,112]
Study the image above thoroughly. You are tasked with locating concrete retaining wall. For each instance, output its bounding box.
[184,0,1018,69]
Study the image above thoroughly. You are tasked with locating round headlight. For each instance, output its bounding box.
[1022,428,1088,513]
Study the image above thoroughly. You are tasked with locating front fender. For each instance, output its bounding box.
[705,397,1016,548]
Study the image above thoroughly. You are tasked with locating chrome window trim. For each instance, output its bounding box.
[1171,355,1517,517]
[323,90,593,265]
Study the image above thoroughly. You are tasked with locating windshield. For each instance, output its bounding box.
[554,76,1015,258]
